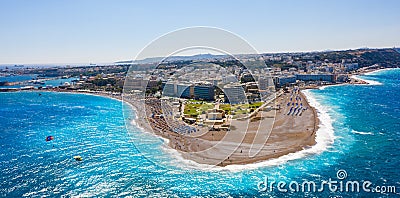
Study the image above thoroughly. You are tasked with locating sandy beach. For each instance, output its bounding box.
[121,87,319,167]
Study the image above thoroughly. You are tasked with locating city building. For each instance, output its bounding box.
[204,108,225,126]
[241,73,254,82]
[177,83,191,98]
[274,76,296,87]
[222,75,238,84]
[344,63,359,72]
[193,83,214,101]
[258,75,274,90]
[206,108,225,120]
[162,82,176,97]
[223,83,246,104]
[295,74,335,82]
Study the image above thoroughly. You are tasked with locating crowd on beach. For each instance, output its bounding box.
[285,87,308,116]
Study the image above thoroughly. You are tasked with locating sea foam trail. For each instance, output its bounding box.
[351,130,374,135]
[154,90,337,172]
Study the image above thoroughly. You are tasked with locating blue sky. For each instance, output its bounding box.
[0,0,399,64]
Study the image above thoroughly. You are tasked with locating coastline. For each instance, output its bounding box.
[146,88,326,171]
[0,85,343,169]
[27,88,318,168]
[118,88,320,168]
[167,67,390,168]
[105,68,388,168]
[318,67,394,90]
[1,67,391,169]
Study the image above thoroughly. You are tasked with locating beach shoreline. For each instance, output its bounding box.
[118,87,320,167]
[90,68,389,168]
[124,68,389,167]
[17,88,318,167]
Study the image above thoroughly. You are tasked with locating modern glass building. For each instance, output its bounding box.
[162,82,175,97]
[295,74,335,82]
[223,83,246,104]
[177,83,192,98]
[193,84,214,101]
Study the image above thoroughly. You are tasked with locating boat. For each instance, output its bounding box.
[33,80,45,85]
[73,156,82,161]
[28,80,45,85]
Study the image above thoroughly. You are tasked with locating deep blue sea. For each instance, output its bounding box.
[0,75,38,83]
[0,69,399,197]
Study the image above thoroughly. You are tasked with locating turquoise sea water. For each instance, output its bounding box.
[0,75,38,83]
[0,69,399,197]
[0,75,78,88]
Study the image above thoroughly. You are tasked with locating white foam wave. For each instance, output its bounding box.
[364,68,399,76]
[71,105,85,109]
[61,91,123,102]
[122,100,150,133]
[351,130,373,135]
[319,84,345,90]
[350,75,382,85]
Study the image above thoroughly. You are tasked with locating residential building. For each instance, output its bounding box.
[295,74,335,82]
[193,84,214,101]
[223,83,246,104]
[274,76,296,87]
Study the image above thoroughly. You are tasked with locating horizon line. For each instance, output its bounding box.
[1,46,398,66]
